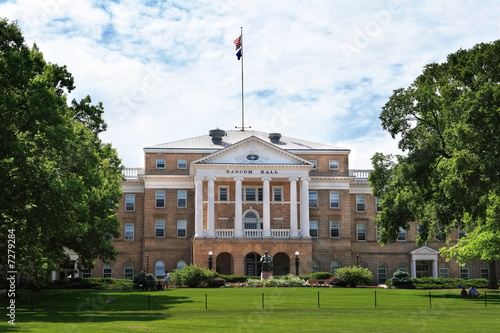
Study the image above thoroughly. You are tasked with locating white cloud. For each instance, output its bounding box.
[2,0,500,168]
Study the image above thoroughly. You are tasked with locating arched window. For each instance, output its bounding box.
[378,264,387,284]
[177,261,186,270]
[124,264,134,279]
[312,260,320,273]
[460,265,469,279]
[331,260,342,276]
[398,264,407,273]
[103,264,112,278]
[439,264,449,278]
[359,263,368,269]
[245,211,257,219]
[155,261,164,278]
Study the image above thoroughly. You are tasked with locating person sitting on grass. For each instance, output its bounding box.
[468,285,480,297]
[461,288,468,297]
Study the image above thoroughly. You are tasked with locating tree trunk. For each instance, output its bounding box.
[487,260,498,289]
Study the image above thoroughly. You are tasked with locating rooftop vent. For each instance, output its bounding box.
[269,132,281,143]
[209,128,226,144]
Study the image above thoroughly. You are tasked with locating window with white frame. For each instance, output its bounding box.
[125,194,135,211]
[329,160,339,170]
[330,191,339,209]
[460,265,469,279]
[398,264,407,272]
[378,264,387,283]
[439,264,449,278]
[310,220,318,238]
[177,261,186,270]
[273,187,283,202]
[330,221,340,238]
[331,260,342,276]
[376,226,381,241]
[103,264,112,278]
[124,223,134,241]
[156,190,165,208]
[124,264,134,279]
[155,261,164,278]
[156,159,165,169]
[312,260,320,273]
[310,160,317,170]
[357,224,366,241]
[244,187,263,201]
[155,220,165,238]
[356,195,365,212]
[219,186,228,201]
[397,227,407,242]
[309,191,318,208]
[177,190,187,208]
[177,159,187,169]
[177,220,186,238]
[481,264,489,279]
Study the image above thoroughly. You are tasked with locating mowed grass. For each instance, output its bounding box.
[2,287,500,332]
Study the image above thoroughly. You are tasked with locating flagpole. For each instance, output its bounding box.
[240,26,245,131]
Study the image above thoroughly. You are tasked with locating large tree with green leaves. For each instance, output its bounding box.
[0,19,123,287]
[370,40,500,289]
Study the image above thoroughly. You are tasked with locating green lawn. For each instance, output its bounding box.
[2,287,500,332]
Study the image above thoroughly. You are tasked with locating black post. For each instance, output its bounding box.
[205,294,208,310]
[429,291,432,308]
[295,251,300,276]
[262,293,264,309]
[317,291,320,309]
[89,295,92,312]
[208,251,213,271]
[374,290,377,308]
[148,294,150,311]
[146,252,149,274]
[485,291,487,307]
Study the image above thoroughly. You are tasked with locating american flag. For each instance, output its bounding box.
[233,35,242,50]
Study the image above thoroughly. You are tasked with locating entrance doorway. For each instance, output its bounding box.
[416,261,431,278]
[245,252,262,276]
[272,252,290,275]
[216,252,233,275]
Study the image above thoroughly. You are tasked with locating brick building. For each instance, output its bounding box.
[91,129,495,283]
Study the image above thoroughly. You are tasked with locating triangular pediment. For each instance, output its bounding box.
[192,136,313,166]
[410,246,440,255]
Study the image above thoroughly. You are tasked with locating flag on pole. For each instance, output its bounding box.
[233,35,242,49]
[236,48,242,60]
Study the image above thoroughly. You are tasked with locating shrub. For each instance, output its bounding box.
[335,266,374,287]
[46,278,133,290]
[306,272,332,280]
[412,278,489,289]
[170,264,214,287]
[325,276,348,287]
[207,277,226,288]
[391,270,415,289]
[133,272,156,289]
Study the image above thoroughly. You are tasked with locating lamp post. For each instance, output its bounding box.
[208,251,213,271]
[295,251,300,276]
[146,252,149,274]
[356,253,359,266]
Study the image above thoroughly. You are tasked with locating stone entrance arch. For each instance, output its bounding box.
[273,252,290,275]
[216,252,233,275]
[245,252,262,276]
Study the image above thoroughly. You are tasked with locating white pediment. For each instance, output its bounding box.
[410,246,440,255]
[192,136,313,166]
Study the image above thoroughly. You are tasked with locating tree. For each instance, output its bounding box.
[0,19,123,287]
[370,40,500,289]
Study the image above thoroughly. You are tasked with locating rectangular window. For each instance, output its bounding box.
[273,187,283,202]
[356,195,365,212]
[310,160,317,170]
[244,187,263,201]
[376,197,382,212]
[156,190,165,208]
[177,190,187,208]
[397,227,407,242]
[330,191,339,209]
[481,265,489,279]
[310,220,318,238]
[177,159,187,169]
[329,160,339,170]
[156,159,165,169]
[357,224,366,241]
[460,266,469,279]
[155,220,165,238]
[219,186,228,201]
[125,223,134,241]
[125,194,135,211]
[124,265,134,279]
[103,264,112,278]
[309,191,318,208]
[177,220,186,238]
[330,221,340,238]
[82,268,92,278]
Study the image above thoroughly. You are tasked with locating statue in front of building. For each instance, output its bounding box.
[260,251,273,272]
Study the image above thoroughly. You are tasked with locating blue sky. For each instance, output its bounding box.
[2,0,500,168]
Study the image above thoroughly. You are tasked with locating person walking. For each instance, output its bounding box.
[163,271,171,290]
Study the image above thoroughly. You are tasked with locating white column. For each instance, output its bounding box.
[433,259,438,278]
[300,177,310,237]
[207,176,216,237]
[51,271,57,281]
[234,177,244,237]
[411,259,416,278]
[289,177,299,238]
[74,261,79,278]
[262,177,271,238]
[194,177,204,237]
